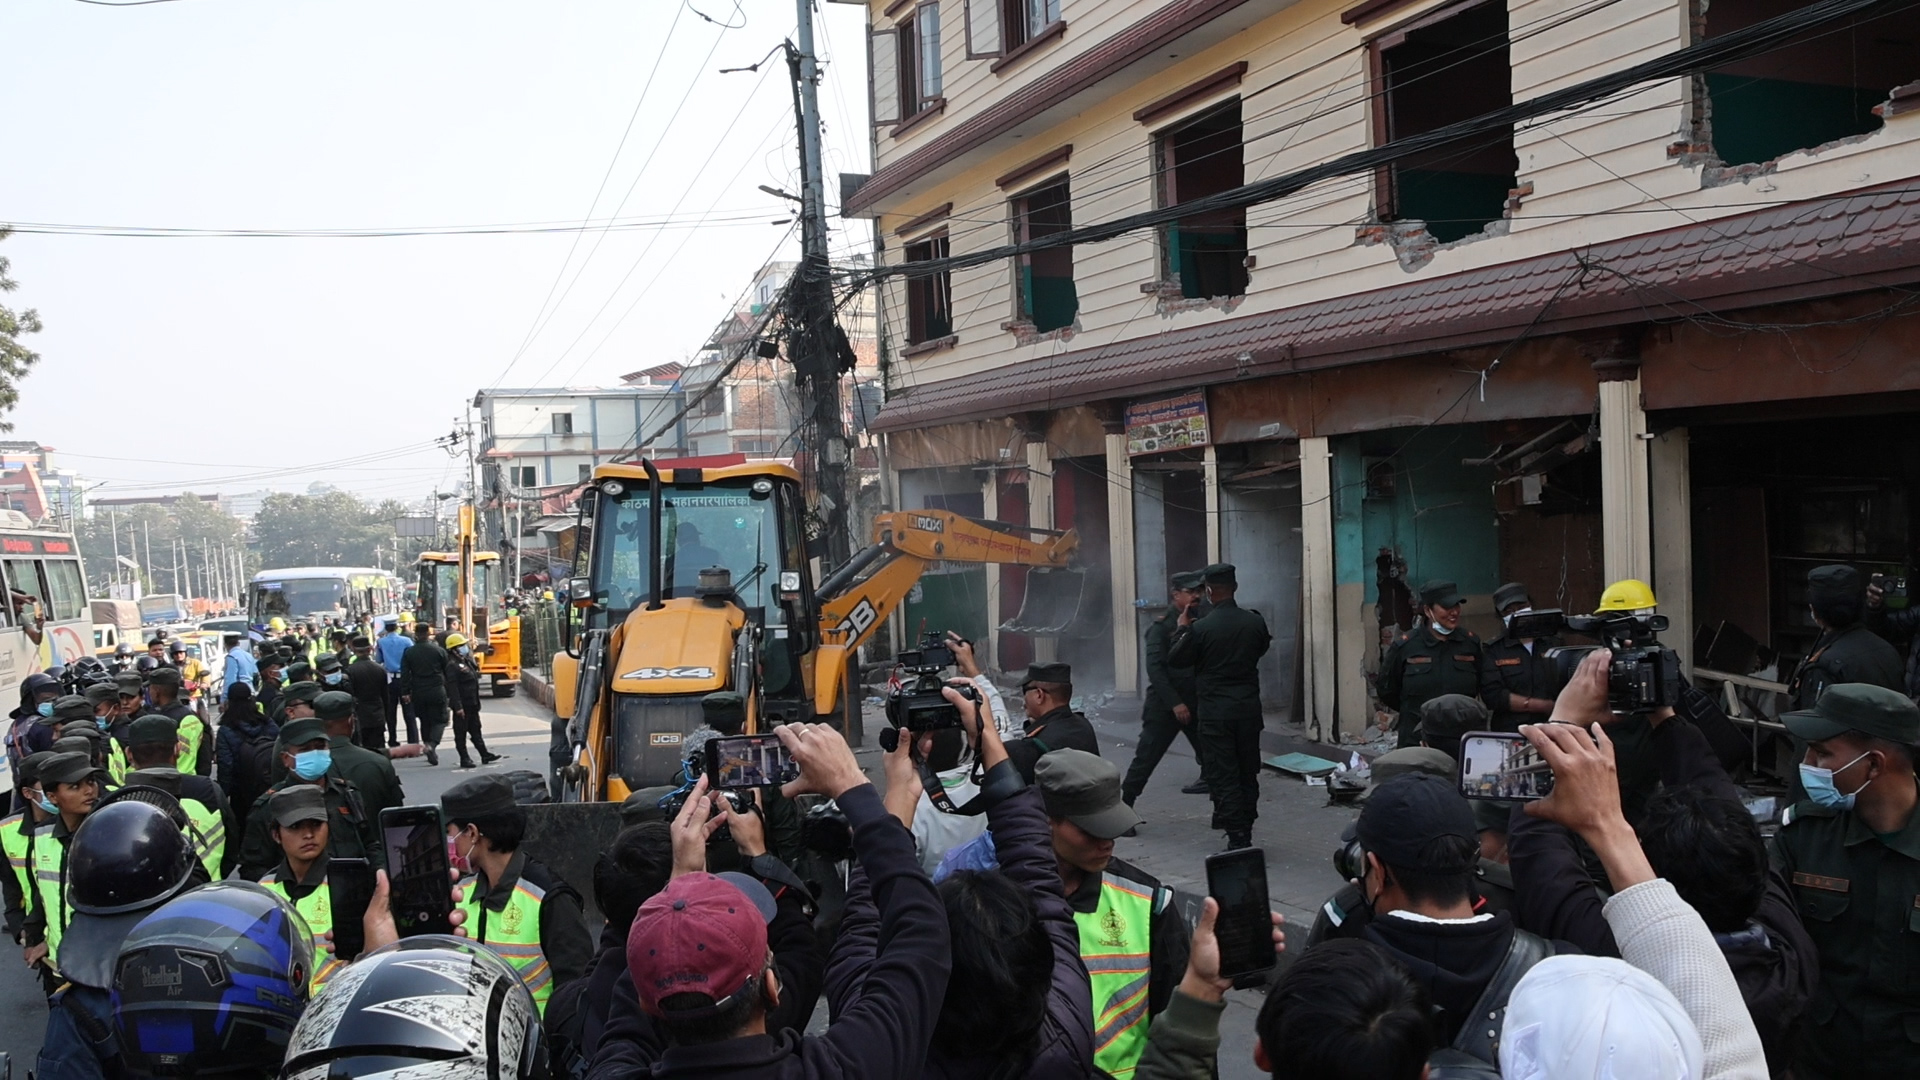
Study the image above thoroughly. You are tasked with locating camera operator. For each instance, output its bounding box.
[1864,571,1920,702]
[1771,682,1920,1079]
[586,775,824,1080]
[602,722,948,1080]
[1005,661,1100,784]
[1509,649,1816,1075]
[865,681,1096,1079]
[682,691,803,866]
[943,631,1013,740]
[885,634,1011,873]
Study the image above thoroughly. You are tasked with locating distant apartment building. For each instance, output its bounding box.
[0,441,86,524]
[473,368,687,492]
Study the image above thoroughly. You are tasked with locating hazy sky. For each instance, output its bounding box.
[0,0,871,503]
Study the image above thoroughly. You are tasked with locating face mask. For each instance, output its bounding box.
[1800,751,1874,809]
[448,830,474,874]
[95,716,111,731]
[1430,622,1454,636]
[33,795,55,815]
[291,749,332,781]
[456,646,471,658]
[36,702,52,718]
[323,672,345,685]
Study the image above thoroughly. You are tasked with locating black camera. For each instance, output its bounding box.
[1333,837,1366,882]
[884,632,980,733]
[1523,609,1681,712]
[659,755,755,844]
[1873,572,1909,606]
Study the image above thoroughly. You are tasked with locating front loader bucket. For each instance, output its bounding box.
[520,801,628,927]
[1000,567,1093,636]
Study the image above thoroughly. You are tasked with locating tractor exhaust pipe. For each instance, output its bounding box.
[642,458,664,611]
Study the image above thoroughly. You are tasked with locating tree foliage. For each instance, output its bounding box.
[251,491,400,569]
[0,229,42,432]
[78,496,247,594]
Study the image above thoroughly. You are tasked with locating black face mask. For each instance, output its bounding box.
[923,729,966,773]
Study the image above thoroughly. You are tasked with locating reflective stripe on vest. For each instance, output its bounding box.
[176,715,205,774]
[30,823,68,970]
[181,797,223,880]
[2,813,31,917]
[458,874,554,1013]
[1076,871,1158,1080]
[260,872,341,995]
[107,741,128,786]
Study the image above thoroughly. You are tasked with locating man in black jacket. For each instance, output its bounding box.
[1122,570,1208,806]
[599,722,950,1080]
[398,623,451,766]
[344,636,389,750]
[1791,564,1904,709]
[1004,662,1100,784]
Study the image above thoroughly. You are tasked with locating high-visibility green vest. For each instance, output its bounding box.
[30,823,70,972]
[107,741,128,786]
[259,870,341,995]
[176,714,206,775]
[180,797,224,881]
[457,874,555,1013]
[1076,869,1160,1080]
[2,812,32,919]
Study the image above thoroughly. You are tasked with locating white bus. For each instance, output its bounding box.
[248,566,400,633]
[0,511,93,697]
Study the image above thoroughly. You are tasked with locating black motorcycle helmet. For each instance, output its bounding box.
[70,798,199,916]
[280,936,545,1080]
[19,671,60,711]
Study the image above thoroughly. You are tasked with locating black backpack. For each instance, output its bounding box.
[1426,929,1557,1079]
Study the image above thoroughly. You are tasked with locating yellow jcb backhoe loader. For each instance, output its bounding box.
[415,505,523,697]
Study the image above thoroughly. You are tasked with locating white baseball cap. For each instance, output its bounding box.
[1499,955,1704,1080]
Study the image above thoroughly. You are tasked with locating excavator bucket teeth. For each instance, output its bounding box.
[520,801,628,925]
[1000,567,1094,636]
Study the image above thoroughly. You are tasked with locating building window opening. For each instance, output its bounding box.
[1374,0,1516,244]
[898,4,943,121]
[905,232,954,344]
[1004,0,1062,50]
[1156,100,1248,300]
[552,412,574,435]
[1011,177,1077,333]
[1700,0,1918,167]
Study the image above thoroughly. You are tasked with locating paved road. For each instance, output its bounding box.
[0,690,1351,1079]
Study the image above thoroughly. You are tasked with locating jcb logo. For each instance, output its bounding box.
[619,666,717,680]
[910,515,945,533]
[834,599,878,638]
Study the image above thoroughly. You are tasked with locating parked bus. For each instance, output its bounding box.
[0,511,93,697]
[138,592,192,627]
[248,567,400,632]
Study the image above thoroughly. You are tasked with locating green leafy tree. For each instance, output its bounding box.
[77,496,247,595]
[251,491,399,568]
[0,229,42,431]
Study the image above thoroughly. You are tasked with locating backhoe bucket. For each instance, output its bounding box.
[1000,567,1092,636]
[520,801,628,926]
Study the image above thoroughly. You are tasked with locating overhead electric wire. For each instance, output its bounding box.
[0,208,799,239]
[848,0,1920,286]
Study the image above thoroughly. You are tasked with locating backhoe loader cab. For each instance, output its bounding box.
[415,550,522,696]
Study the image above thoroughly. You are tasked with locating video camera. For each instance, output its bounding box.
[1506,608,1681,713]
[658,754,756,845]
[882,631,981,737]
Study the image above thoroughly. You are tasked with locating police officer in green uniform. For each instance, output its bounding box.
[257,784,350,993]
[122,714,235,878]
[237,716,383,880]
[21,751,104,992]
[1168,563,1272,851]
[1004,662,1101,784]
[143,666,210,776]
[1476,581,1562,732]
[1791,565,1906,709]
[1121,570,1209,806]
[442,773,591,1015]
[1771,683,1920,1077]
[313,690,405,822]
[1038,749,1188,1080]
[1378,580,1485,749]
[2,751,54,946]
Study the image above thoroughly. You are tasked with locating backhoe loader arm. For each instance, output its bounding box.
[809,510,1077,716]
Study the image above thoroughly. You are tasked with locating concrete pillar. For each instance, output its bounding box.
[1027,441,1057,664]
[983,466,1003,670]
[1106,433,1139,696]
[1300,437,1339,741]
[1649,427,1693,670]
[1599,376,1652,585]
[1203,444,1222,563]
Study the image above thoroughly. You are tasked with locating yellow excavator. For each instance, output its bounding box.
[547,456,1084,803]
[415,505,523,697]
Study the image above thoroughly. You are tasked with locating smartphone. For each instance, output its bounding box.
[327,857,375,961]
[379,806,454,938]
[704,733,799,790]
[1457,731,1554,801]
[1204,847,1277,981]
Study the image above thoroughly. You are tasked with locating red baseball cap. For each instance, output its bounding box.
[628,872,773,1018]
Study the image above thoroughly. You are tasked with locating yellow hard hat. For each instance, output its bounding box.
[541,590,555,601]
[445,632,469,649]
[1596,579,1657,612]
[268,617,287,633]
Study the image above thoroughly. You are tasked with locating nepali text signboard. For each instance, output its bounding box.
[1126,390,1210,456]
